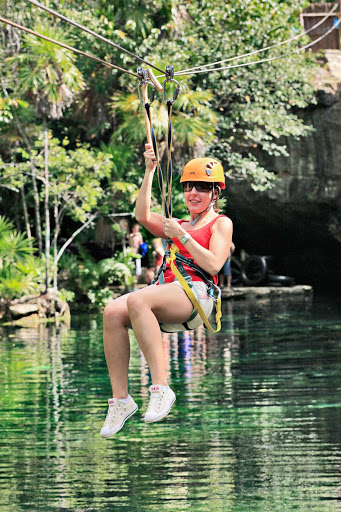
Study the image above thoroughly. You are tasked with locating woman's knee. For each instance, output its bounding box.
[126,292,146,315]
[103,298,127,326]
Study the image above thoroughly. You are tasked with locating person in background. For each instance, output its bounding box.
[129,223,143,285]
[152,238,165,275]
[145,266,155,285]
[219,241,235,289]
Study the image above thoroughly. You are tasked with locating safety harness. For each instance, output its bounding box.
[138,66,222,333]
[152,242,222,333]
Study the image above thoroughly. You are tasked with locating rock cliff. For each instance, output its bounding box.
[227,50,341,287]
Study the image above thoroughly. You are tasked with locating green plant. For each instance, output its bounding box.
[0,216,43,301]
[57,288,75,304]
[58,246,136,309]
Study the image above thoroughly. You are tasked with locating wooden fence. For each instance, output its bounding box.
[300,2,341,51]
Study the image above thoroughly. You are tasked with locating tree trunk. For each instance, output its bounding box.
[53,199,59,292]
[20,186,32,246]
[0,80,43,254]
[44,121,51,292]
[31,161,43,256]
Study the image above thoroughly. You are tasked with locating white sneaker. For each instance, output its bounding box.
[144,385,176,423]
[100,395,138,438]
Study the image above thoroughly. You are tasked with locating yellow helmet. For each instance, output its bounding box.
[180,157,225,190]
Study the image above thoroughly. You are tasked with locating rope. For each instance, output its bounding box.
[27,0,165,75]
[173,18,341,77]
[175,3,338,75]
[0,15,139,78]
[165,101,173,218]
[139,67,178,219]
[143,102,172,218]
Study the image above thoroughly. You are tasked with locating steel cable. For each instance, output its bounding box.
[174,3,338,75]
[0,15,139,78]
[173,17,341,77]
[26,0,165,75]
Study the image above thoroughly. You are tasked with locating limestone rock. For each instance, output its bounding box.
[226,50,341,286]
[9,303,39,319]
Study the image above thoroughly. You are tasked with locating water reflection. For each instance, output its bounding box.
[0,295,341,512]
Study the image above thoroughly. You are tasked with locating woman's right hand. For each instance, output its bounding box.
[144,143,157,172]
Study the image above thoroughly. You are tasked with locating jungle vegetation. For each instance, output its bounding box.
[0,0,321,307]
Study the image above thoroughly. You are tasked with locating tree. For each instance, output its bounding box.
[14,136,113,290]
[17,23,84,290]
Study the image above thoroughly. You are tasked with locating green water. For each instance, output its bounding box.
[0,295,340,512]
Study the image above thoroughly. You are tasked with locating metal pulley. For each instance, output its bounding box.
[163,65,180,104]
[137,67,156,106]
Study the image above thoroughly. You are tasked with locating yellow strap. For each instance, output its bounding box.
[166,244,222,333]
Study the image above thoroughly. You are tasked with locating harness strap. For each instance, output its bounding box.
[152,248,212,285]
[166,244,222,333]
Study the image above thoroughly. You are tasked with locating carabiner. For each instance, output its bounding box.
[137,67,156,107]
[163,65,180,104]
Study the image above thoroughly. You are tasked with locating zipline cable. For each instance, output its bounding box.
[174,3,339,75]
[0,15,139,78]
[26,0,165,76]
[172,18,341,77]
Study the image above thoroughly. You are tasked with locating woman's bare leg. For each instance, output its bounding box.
[103,294,131,398]
[127,284,193,385]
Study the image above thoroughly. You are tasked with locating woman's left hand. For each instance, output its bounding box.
[162,218,186,240]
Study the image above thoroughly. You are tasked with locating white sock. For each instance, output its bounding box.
[118,395,130,404]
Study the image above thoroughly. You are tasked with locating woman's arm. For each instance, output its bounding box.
[135,143,167,238]
[162,216,233,276]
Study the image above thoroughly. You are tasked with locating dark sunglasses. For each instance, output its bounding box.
[182,181,213,193]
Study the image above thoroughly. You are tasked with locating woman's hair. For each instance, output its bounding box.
[213,185,221,213]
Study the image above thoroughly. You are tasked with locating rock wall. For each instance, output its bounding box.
[226,51,341,287]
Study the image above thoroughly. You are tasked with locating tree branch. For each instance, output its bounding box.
[55,211,99,265]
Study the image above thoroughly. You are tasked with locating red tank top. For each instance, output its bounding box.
[161,215,226,285]
[155,253,163,266]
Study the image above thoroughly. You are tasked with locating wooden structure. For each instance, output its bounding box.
[300,2,341,51]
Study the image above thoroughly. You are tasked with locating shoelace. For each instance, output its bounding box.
[147,391,165,413]
[106,402,126,426]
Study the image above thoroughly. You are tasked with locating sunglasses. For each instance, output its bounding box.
[182,181,213,193]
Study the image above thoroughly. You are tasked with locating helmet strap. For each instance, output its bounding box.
[190,184,216,226]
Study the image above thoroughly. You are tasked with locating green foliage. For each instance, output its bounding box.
[111,83,217,147]
[0,216,43,301]
[57,288,75,303]
[15,135,113,223]
[58,246,136,309]
[0,216,35,263]
[16,23,85,119]
[0,0,323,302]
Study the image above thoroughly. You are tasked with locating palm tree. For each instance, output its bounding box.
[18,23,84,292]
[0,215,40,308]
[111,81,217,148]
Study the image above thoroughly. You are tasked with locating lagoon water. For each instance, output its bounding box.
[0,295,340,512]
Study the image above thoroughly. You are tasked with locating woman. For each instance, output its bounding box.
[100,144,233,438]
[152,238,165,275]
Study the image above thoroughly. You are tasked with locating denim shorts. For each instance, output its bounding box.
[159,280,214,333]
[221,258,231,276]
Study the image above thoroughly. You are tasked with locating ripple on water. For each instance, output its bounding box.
[0,298,341,512]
